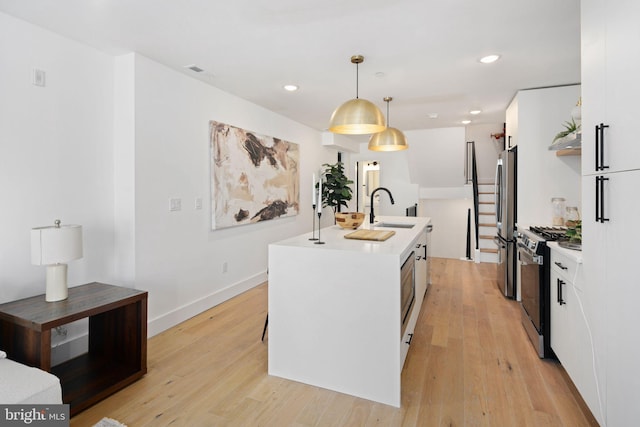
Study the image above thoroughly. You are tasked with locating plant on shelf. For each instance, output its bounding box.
[320,162,353,214]
[553,117,581,142]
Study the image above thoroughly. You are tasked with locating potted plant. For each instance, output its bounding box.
[319,162,364,228]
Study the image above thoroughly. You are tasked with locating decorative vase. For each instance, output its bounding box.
[334,212,365,229]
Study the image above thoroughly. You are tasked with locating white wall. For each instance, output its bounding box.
[405,127,466,188]
[0,12,116,303]
[516,86,581,225]
[123,54,334,335]
[420,198,474,259]
[465,123,504,184]
[0,13,334,339]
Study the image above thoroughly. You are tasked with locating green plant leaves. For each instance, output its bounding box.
[319,162,353,213]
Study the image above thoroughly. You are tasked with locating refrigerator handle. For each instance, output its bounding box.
[493,237,504,263]
[494,160,502,227]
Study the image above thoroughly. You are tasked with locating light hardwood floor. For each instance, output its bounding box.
[71,258,597,426]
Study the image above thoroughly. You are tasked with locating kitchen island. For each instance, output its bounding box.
[268,216,431,407]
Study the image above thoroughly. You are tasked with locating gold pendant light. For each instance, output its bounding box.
[368,97,408,151]
[328,55,386,135]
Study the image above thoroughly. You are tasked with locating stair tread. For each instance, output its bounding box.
[479,212,494,215]
[479,192,494,194]
[480,248,499,253]
[479,235,495,239]
[478,201,495,205]
[479,223,497,227]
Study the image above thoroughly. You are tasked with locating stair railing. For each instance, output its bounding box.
[465,141,480,254]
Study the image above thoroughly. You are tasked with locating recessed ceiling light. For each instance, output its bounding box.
[462,120,472,125]
[470,110,481,115]
[428,113,439,119]
[479,54,500,64]
[283,84,299,92]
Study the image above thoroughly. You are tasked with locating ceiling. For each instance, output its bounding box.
[0,0,581,138]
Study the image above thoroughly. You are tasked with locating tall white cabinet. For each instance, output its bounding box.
[581,0,640,425]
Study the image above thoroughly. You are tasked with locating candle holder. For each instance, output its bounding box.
[309,204,319,241]
[314,212,325,245]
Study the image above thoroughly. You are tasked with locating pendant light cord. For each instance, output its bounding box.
[355,62,359,99]
[386,100,390,126]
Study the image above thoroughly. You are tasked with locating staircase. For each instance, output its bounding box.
[477,183,498,263]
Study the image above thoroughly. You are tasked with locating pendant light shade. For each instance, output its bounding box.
[368,97,408,151]
[329,55,386,135]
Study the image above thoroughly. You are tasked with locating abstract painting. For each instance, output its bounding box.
[210,121,299,229]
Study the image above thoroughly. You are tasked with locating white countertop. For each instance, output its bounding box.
[547,241,583,263]
[271,215,431,257]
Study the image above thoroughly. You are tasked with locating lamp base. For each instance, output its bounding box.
[45,264,68,302]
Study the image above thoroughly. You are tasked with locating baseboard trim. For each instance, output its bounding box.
[147,271,268,337]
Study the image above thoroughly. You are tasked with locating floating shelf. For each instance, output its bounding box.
[556,148,582,157]
[549,132,581,151]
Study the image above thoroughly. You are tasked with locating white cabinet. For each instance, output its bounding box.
[582,0,640,423]
[581,0,640,174]
[401,226,429,367]
[505,96,518,149]
[582,170,640,426]
[549,245,603,425]
[268,216,431,408]
[414,228,428,299]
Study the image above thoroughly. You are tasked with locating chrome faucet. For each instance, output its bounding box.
[369,187,395,224]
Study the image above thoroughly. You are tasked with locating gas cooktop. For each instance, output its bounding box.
[528,225,568,241]
[517,225,569,254]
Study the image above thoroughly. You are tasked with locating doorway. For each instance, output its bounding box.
[356,160,380,215]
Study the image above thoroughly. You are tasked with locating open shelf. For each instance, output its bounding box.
[52,353,144,415]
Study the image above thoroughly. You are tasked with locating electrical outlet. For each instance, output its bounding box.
[55,326,68,338]
[222,261,228,273]
[195,198,202,210]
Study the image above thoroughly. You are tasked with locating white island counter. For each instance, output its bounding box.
[268,216,431,407]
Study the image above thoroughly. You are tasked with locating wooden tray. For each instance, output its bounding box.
[344,229,396,241]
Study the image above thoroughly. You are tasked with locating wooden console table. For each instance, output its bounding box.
[0,282,147,416]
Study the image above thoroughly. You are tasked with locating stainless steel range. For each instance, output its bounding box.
[517,225,567,358]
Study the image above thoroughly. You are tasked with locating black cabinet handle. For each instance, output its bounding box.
[596,176,610,223]
[508,135,512,148]
[423,243,427,260]
[405,333,414,345]
[595,176,600,222]
[557,278,566,305]
[554,261,568,270]
[596,123,610,171]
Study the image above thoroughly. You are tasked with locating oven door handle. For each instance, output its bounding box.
[517,243,543,265]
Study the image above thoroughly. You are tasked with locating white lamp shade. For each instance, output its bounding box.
[31,225,83,265]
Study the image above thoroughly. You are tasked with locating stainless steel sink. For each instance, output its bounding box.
[374,222,415,229]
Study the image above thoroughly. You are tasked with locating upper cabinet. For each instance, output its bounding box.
[582,0,640,174]
[505,96,518,149]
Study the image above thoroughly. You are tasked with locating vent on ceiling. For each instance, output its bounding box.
[185,64,205,73]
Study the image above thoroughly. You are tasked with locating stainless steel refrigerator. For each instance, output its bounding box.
[494,147,516,298]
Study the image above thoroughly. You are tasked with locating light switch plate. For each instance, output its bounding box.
[169,198,182,211]
[32,68,46,87]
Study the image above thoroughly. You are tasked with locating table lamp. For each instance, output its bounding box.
[31,219,83,302]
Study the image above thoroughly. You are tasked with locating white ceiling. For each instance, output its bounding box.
[0,0,581,138]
